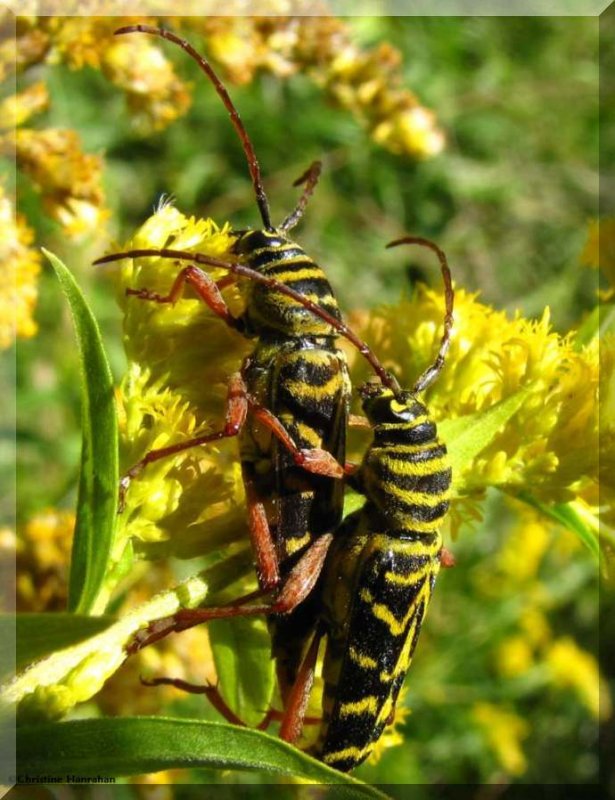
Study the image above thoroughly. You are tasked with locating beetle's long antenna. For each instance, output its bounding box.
[387,236,454,395]
[115,24,273,231]
[280,161,322,232]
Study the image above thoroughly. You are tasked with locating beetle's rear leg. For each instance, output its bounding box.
[140,674,321,731]
[279,629,323,744]
[127,532,333,655]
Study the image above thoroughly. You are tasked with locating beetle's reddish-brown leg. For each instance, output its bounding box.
[118,371,248,509]
[279,629,323,743]
[127,533,334,654]
[140,674,320,731]
[126,264,244,331]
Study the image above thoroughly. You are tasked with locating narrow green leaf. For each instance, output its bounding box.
[44,250,119,614]
[16,717,387,797]
[209,617,275,727]
[517,493,600,562]
[6,613,114,674]
[439,389,528,491]
[574,302,615,346]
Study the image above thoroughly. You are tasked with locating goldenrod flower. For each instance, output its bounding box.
[473,702,529,777]
[100,33,192,133]
[0,184,41,348]
[367,687,411,764]
[0,82,49,129]
[15,508,75,612]
[495,635,534,679]
[545,637,611,721]
[106,204,250,559]
[188,16,444,159]
[495,508,551,583]
[353,288,599,506]
[6,127,109,238]
[0,15,49,80]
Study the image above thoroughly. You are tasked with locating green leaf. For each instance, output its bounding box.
[1,552,254,720]
[574,302,615,346]
[44,250,119,615]
[439,389,528,492]
[209,617,275,728]
[343,488,364,517]
[517,493,601,563]
[4,613,115,675]
[16,717,387,796]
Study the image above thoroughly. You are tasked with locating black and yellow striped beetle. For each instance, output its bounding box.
[94,24,399,712]
[310,238,454,769]
[127,236,455,768]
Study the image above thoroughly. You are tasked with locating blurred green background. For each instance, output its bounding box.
[13,14,606,793]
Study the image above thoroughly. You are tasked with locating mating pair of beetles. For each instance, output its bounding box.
[96,25,455,773]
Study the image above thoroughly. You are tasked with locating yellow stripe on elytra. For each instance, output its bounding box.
[348,646,378,670]
[323,745,369,766]
[292,421,323,448]
[375,694,394,728]
[384,566,430,586]
[360,579,429,636]
[379,592,429,683]
[339,696,380,718]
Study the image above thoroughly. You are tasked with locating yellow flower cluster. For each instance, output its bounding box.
[8,127,108,237]
[15,508,75,612]
[7,15,442,159]
[477,504,608,753]
[108,204,250,558]
[189,16,444,158]
[0,80,109,238]
[472,702,529,777]
[31,16,192,132]
[0,81,48,128]
[352,287,600,507]
[0,183,41,349]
